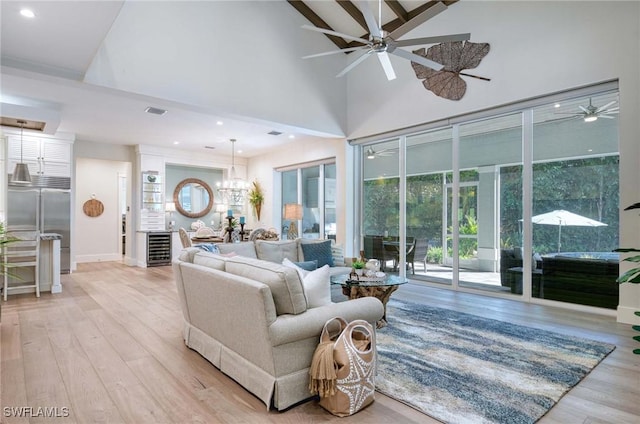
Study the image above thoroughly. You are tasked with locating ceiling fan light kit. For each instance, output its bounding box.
[555,98,619,123]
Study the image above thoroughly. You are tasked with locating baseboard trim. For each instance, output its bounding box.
[76,254,122,263]
[617,305,640,324]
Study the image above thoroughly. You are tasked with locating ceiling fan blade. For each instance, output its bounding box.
[301,25,370,45]
[595,101,617,113]
[387,2,448,41]
[578,105,590,113]
[389,48,444,71]
[336,50,371,78]
[597,115,616,119]
[393,33,471,47]
[377,52,396,80]
[357,0,382,39]
[303,46,366,59]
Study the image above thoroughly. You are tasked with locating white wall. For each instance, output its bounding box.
[75,158,131,264]
[85,0,348,139]
[346,1,640,324]
[247,136,347,239]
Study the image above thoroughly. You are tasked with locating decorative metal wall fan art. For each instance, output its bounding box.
[411,41,491,100]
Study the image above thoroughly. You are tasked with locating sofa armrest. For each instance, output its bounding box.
[268,297,384,346]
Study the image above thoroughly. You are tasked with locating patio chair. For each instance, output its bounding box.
[412,237,428,273]
[364,235,388,270]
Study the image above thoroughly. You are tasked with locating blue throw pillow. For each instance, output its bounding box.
[301,240,334,268]
[294,260,318,271]
[196,243,220,254]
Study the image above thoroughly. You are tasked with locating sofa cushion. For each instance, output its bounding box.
[300,239,334,268]
[216,242,258,259]
[225,256,307,315]
[255,240,299,263]
[193,251,227,270]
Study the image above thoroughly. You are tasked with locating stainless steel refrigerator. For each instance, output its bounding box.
[7,176,71,273]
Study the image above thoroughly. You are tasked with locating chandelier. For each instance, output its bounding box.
[217,138,249,207]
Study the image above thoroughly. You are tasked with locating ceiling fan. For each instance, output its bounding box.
[302,1,470,80]
[555,98,619,122]
[366,146,395,159]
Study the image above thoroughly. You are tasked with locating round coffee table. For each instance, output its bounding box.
[331,274,407,328]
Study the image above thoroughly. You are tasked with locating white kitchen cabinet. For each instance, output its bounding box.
[7,135,72,177]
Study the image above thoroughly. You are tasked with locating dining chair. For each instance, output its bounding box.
[179,228,192,248]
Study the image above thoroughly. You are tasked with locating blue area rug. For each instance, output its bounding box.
[375,299,615,424]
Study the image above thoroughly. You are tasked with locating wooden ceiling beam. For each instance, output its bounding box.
[345,1,457,47]
[385,0,408,23]
[381,1,456,35]
[336,1,369,32]
[288,0,460,52]
[287,0,349,49]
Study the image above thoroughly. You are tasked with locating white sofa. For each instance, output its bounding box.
[173,244,384,411]
[214,239,352,276]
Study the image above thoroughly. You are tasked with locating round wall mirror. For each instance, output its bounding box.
[173,178,214,218]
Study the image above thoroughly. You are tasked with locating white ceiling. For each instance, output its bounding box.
[0,0,339,157]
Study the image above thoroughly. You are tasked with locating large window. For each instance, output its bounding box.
[358,84,620,310]
[279,161,336,240]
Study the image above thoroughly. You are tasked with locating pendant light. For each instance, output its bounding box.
[11,120,32,184]
[216,139,249,207]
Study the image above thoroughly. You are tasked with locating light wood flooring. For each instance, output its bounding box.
[1,262,639,423]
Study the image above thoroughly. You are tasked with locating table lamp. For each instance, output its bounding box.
[283,203,303,240]
[165,202,176,230]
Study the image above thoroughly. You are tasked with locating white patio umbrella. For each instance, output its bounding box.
[531,209,607,252]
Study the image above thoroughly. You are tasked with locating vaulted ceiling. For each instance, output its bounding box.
[288,1,458,50]
[0,1,459,156]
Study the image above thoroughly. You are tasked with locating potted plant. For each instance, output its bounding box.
[248,180,264,221]
[352,260,366,276]
[615,202,640,354]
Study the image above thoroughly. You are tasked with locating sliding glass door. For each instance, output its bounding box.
[362,139,400,270]
[457,113,523,293]
[356,84,620,310]
[531,92,619,308]
[405,129,452,284]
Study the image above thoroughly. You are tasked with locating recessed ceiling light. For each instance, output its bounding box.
[20,9,35,18]
[288,135,295,139]
[554,103,560,108]
[216,121,223,126]
[173,141,180,145]
[237,149,243,154]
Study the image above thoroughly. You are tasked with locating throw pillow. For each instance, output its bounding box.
[331,243,345,266]
[282,258,316,278]
[301,264,332,308]
[196,243,219,254]
[294,260,318,272]
[301,240,334,268]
